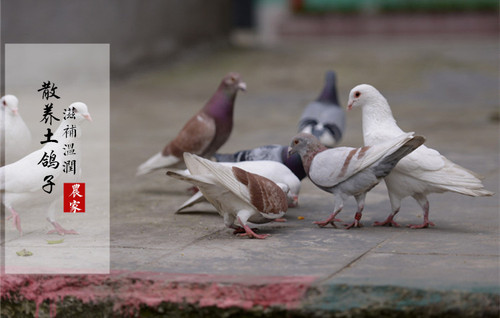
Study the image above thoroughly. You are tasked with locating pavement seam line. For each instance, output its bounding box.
[315,231,403,284]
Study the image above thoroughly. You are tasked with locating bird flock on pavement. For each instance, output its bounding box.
[1,71,493,238]
[136,71,493,239]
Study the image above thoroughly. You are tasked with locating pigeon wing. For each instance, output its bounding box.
[309,132,415,187]
[164,111,216,157]
[232,166,288,215]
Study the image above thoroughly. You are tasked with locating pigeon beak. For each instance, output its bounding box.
[287,146,295,158]
[238,82,247,92]
[84,113,93,122]
[12,109,18,115]
[347,102,353,111]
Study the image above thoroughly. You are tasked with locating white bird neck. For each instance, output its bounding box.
[361,99,403,145]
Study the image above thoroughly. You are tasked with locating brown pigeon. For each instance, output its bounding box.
[137,73,246,176]
[167,153,288,239]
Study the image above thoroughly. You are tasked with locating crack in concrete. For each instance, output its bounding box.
[315,231,403,284]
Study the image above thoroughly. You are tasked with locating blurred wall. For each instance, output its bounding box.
[1,0,232,77]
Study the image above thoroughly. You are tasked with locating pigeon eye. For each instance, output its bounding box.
[2,100,6,106]
[293,140,299,145]
[355,91,361,98]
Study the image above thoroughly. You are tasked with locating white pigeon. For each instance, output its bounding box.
[175,160,301,213]
[288,132,424,229]
[347,84,494,228]
[1,95,32,163]
[1,102,92,235]
[167,153,288,239]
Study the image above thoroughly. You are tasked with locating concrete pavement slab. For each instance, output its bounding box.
[2,34,499,316]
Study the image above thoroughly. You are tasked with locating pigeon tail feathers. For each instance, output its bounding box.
[373,136,425,178]
[137,152,180,176]
[316,71,340,105]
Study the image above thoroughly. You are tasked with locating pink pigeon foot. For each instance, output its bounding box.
[273,218,287,223]
[407,220,435,229]
[47,219,78,235]
[373,215,401,227]
[7,208,22,235]
[232,225,260,235]
[186,186,199,195]
[344,212,363,229]
[314,216,342,228]
[408,199,435,228]
[236,217,269,239]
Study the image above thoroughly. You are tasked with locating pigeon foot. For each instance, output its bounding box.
[47,219,78,235]
[232,226,260,234]
[314,218,342,228]
[344,220,363,229]
[186,186,199,195]
[344,212,363,229]
[407,220,435,229]
[373,215,401,227]
[237,217,269,239]
[7,209,23,235]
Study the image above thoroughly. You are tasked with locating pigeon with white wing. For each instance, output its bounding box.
[175,159,301,213]
[215,144,306,180]
[298,71,345,148]
[1,102,92,235]
[167,153,288,239]
[347,84,494,228]
[137,73,246,176]
[1,95,32,163]
[288,132,424,229]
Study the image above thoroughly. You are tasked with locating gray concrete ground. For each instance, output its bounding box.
[106,34,500,314]
[3,34,498,316]
[112,34,498,274]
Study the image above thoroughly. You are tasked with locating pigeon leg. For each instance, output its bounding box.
[374,194,401,227]
[344,194,365,229]
[344,212,363,229]
[47,218,79,235]
[407,196,435,229]
[7,207,22,235]
[236,217,269,239]
[314,198,344,227]
[288,195,299,208]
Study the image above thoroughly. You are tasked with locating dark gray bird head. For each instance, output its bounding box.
[279,146,306,180]
[288,133,327,175]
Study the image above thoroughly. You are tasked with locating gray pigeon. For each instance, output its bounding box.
[348,84,494,228]
[298,71,345,147]
[215,144,306,180]
[288,132,425,229]
[137,73,246,176]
